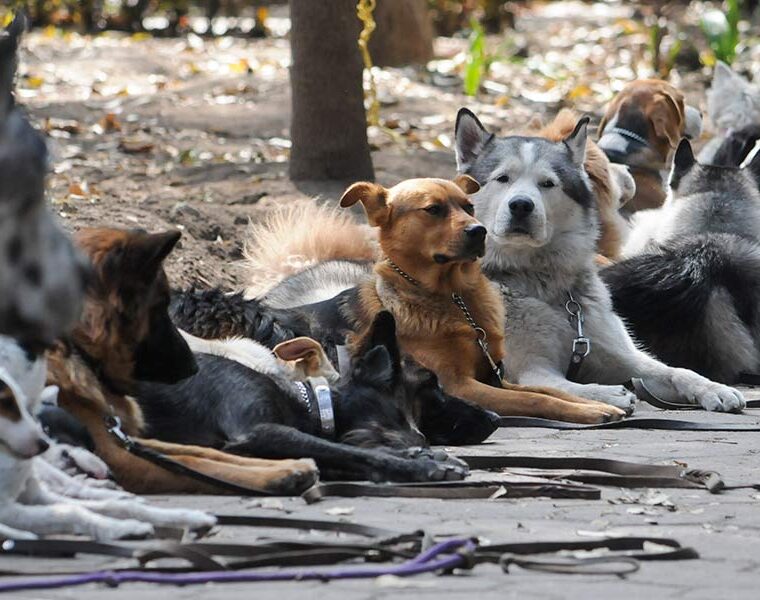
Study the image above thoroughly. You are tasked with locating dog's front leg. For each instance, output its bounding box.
[21,471,214,531]
[588,316,745,412]
[627,351,746,412]
[517,362,636,412]
[446,378,626,423]
[224,424,467,483]
[5,479,154,540]
[33,458,132,501]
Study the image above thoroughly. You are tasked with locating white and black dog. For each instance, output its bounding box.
[0,335,214,540]
[603,140,760,383]
[454,108,745,412]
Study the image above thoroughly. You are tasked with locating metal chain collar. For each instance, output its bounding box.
[385,258,504,383]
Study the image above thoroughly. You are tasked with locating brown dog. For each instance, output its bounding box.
[597,79,702,213]
[47,228,318,495]
[340,177,625,423]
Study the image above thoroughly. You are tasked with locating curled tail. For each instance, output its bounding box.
[241,201,378,298]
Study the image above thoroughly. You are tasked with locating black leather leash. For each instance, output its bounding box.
[497,415,760,432]
[105,417,271,496]
[631,378,760,410]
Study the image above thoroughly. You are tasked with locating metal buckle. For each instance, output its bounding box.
[572,337,591,358]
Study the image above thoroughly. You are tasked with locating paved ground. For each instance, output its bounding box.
[5,399,760,599]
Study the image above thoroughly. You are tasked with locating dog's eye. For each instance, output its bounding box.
[462,203,475,216]
[539,180,556,189]
[496,174,510,184]
[424,205,443,216]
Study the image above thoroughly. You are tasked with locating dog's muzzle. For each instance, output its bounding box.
[462,224,487,257]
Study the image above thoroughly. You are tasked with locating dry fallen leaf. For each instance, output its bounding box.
[119,136,155,154]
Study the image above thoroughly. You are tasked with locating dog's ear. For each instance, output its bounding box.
[0,13,24,117]
[651,92,684,149]
[455,108,491,172]
[563,116,589,166]
[351,345,394,390]
[274,337,338,381]
[608,163,636,207]
[452,174,480,195]
[712,61,742,91]
[670,138,696,189]
[339,182,389,227]
[683,105,703,140]
[125,230,182,279]
[365,310,401,373]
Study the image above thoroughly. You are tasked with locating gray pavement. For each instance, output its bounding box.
[6,399,760,599]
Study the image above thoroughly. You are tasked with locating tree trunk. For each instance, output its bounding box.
[289,0,374,181]
[368,0,434,67]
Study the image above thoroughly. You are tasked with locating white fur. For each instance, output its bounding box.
[469,140,745,413]
[180,330,339,384]
[0,336,215,540]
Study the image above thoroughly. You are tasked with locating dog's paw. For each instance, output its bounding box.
[99,519,154,541]
[578,384,637,413]
[571,402,627,424]
[696,383,746,413]
[398,447,466,466]
[142,508,217,530]
[413,454,469,482]
[64,446,110,479]
[265,458,319,495]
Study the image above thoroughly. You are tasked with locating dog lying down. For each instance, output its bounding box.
[454,109,744,412]
[0,335,215,540]
[140,311,496,482]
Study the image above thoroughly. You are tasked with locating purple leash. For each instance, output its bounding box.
[0,538,474,593]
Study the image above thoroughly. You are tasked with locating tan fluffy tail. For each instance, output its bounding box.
[242,201,378,298]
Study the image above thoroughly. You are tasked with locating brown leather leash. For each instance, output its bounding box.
[302,478,601,502]
[460,455,724,493]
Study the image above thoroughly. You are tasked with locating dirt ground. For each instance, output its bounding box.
[17,1,760,291]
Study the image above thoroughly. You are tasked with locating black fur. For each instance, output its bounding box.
[710,124,760,187]
[602,234,760,382]
[138,312,494,481]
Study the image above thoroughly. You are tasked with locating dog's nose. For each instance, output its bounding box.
[508,197,534,217]
[464,224,486,241]
[37,438,50,454]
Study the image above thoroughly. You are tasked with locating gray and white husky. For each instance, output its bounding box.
[454,108,745,412]
[603,140,760,383]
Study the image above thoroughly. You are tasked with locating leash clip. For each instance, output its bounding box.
[572,336,591,359]
[105,415,132,449]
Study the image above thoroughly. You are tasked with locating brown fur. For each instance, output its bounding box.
[0,382,21,422]
[598,79,687,212]
[243,201,378,298]
[342,177,625,423]
[526,110,631,259]
[48,227,318,495]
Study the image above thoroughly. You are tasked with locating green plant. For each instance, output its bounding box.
[701,0,741,65]
[463,17,486,96]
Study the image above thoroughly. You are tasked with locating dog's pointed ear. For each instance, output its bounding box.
[564,116,589,166]
[683,105,703,140]
[273,337,321,362]
[712,61,740,90]
[0,13,25,117]
[126,230,182,278]
[455,108,491,172]
[670,138,696,189]
[452,174,480,194]
[351,345,394,390]
[339,182,389,227]
[365,310,401,373]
